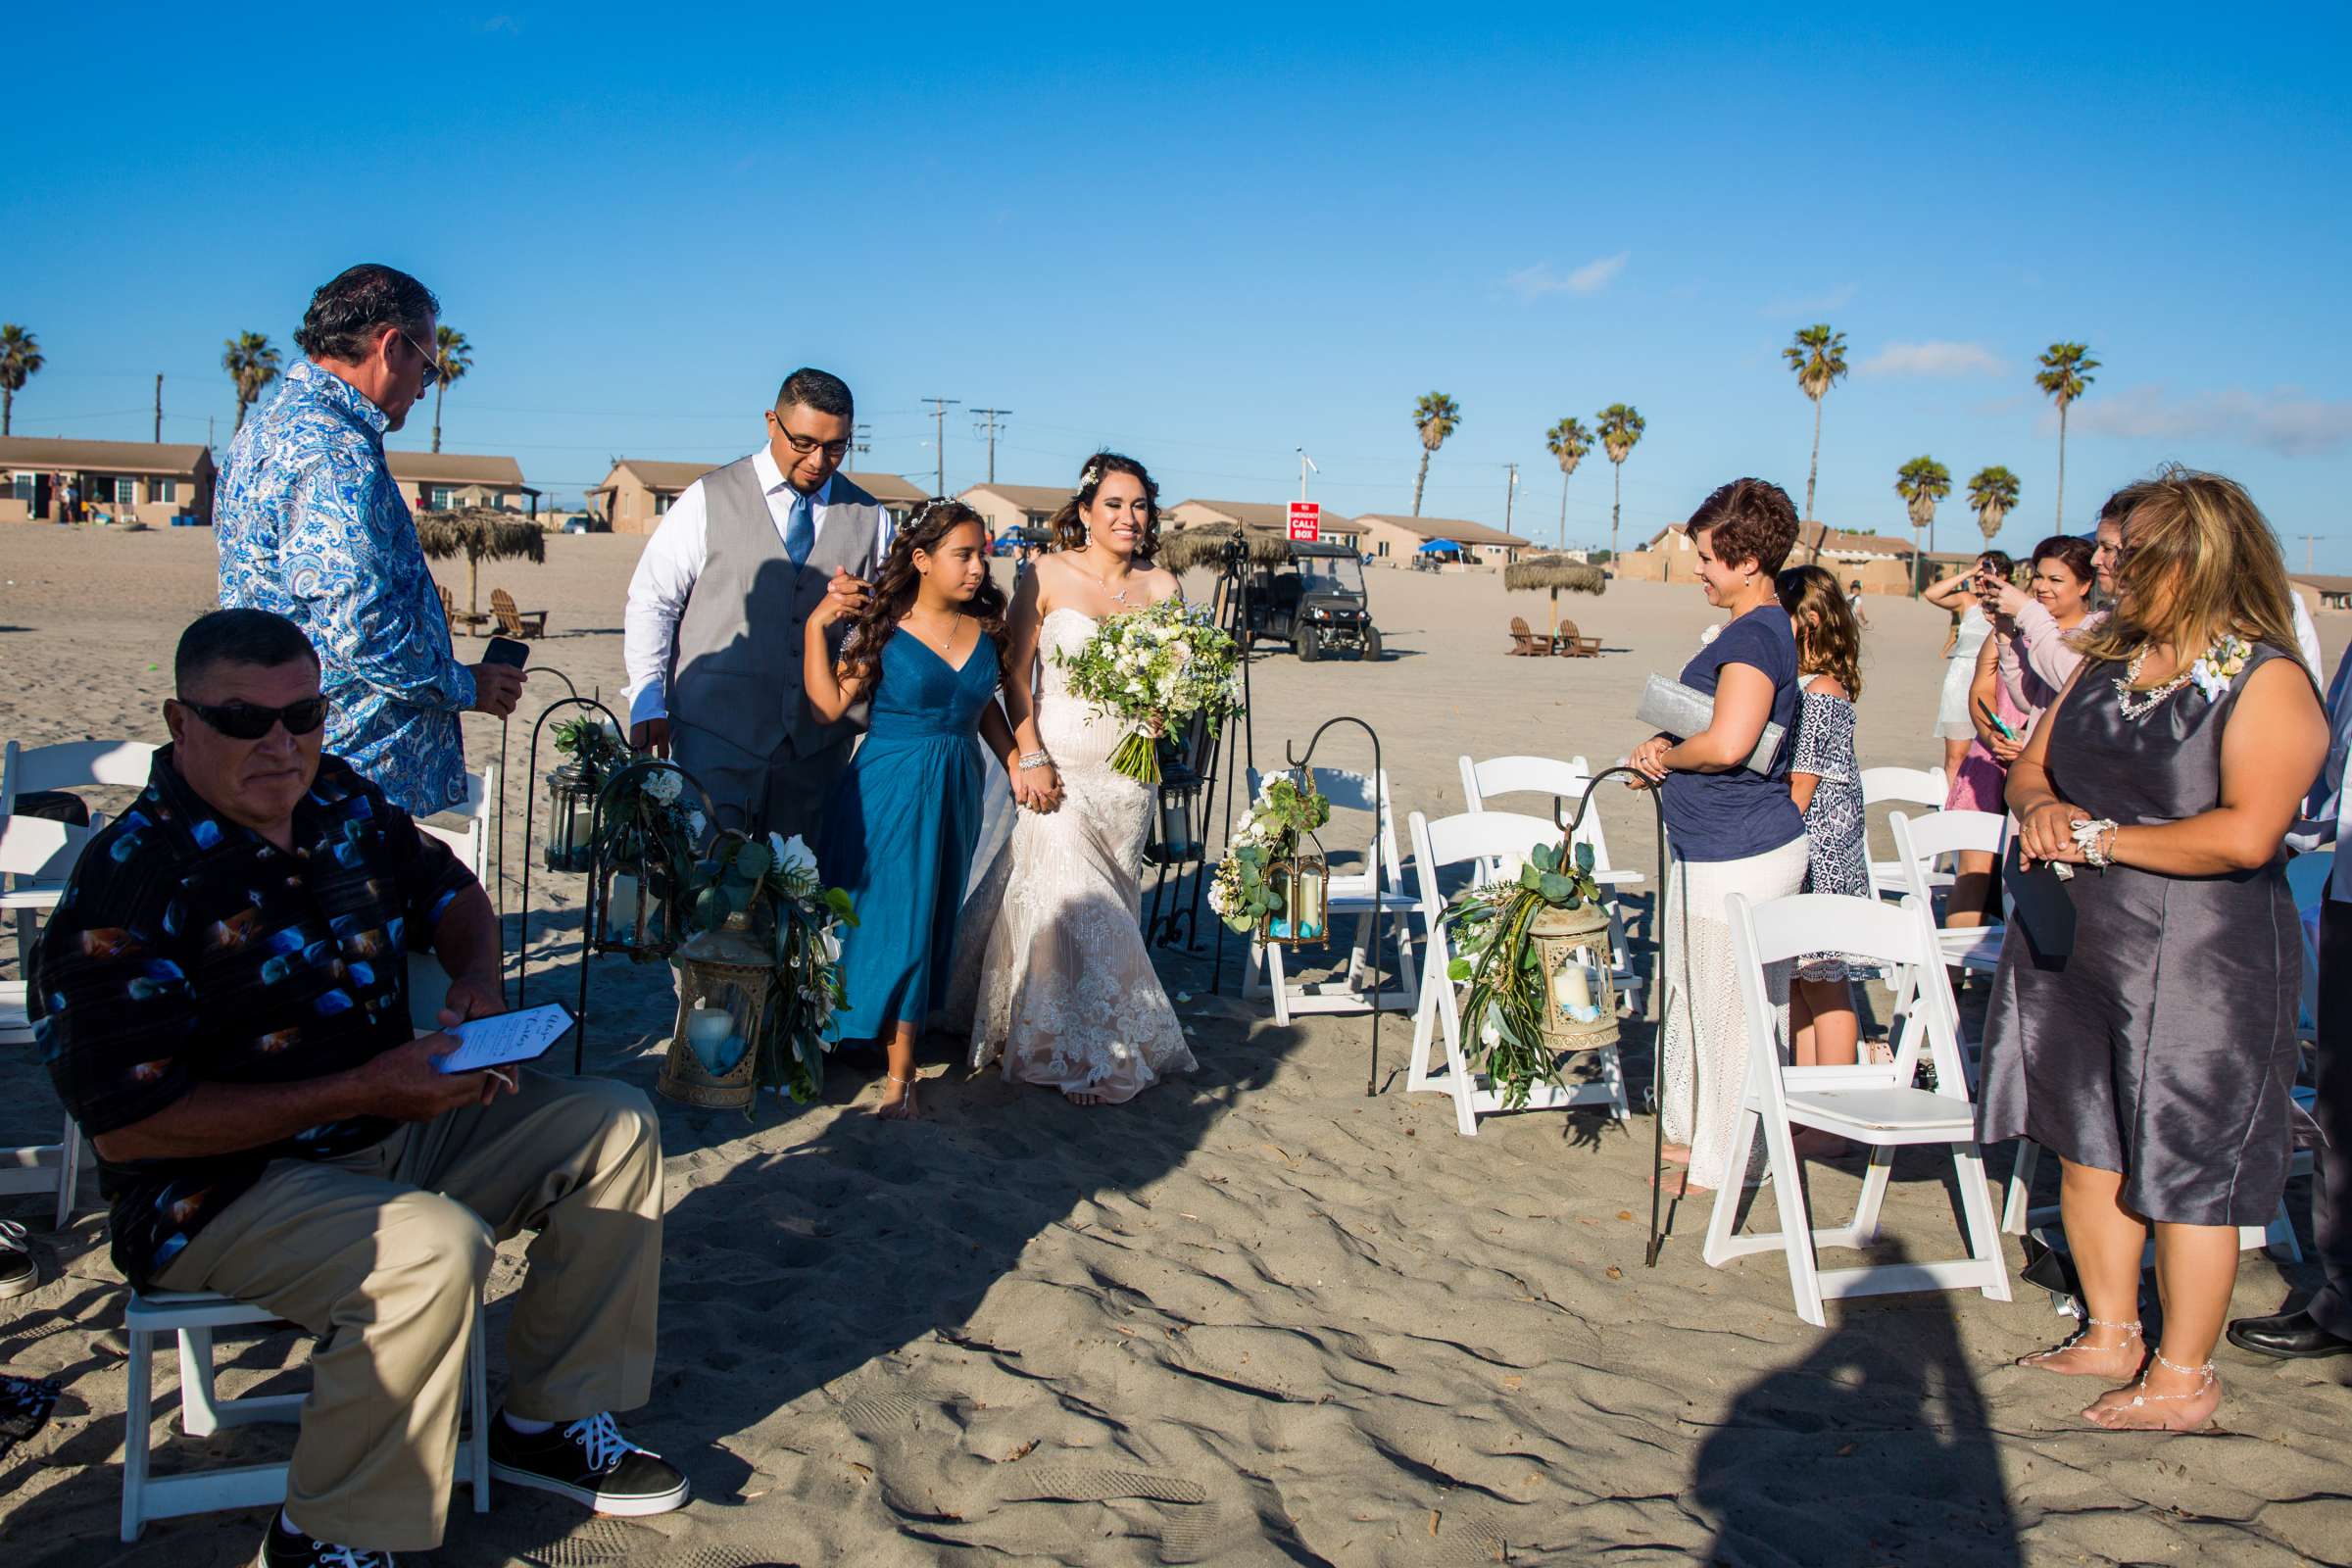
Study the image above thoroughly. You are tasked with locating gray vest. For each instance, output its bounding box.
[668,459,883,760]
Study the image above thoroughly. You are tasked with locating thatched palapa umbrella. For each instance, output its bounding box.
[416,507,547,618]
[1158,525,1294,629]
[1504,554,1606,644]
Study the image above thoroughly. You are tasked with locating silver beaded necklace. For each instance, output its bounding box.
[2112,644,2195,722]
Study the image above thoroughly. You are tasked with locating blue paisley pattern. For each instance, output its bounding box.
[216,358,476,814]
[31,749,472,1289]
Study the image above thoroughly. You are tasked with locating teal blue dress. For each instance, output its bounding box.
[815,629,1001,1040]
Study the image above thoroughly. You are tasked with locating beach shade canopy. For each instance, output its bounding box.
[1158,523,1292,573]
[416,507,547,617]
[1417,538,1463,554]
[1503,554,1606,642]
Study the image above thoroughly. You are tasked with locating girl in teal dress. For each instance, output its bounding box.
[806,501,1023,1119]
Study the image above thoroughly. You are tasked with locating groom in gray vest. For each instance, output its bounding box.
[621,368,889,838]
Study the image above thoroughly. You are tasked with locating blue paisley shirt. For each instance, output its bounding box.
[30,749,472,1289]
[216,359,476,813]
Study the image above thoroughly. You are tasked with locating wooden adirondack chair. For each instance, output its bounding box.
[1555,618,1603,657]
[489,588,548,639]
[1507,616,1551,657]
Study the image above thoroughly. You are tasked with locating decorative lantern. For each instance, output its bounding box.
[595,864,672,960]
[1148,759,1202,867]
[1528,896,1619,1054]
[1260,835,1329,947]
[657,910,777,1110]
[543,760,597,872]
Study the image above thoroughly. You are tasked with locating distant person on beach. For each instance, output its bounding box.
[216,263,526,816]
[621,367,890,839]
[1923,554,2006,786]
[1845,578,1869,629]
[1628,478,1805,1197]
[32,610,687,1567]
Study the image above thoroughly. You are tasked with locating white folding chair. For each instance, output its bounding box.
[0,814,96,1229]
[122,1288,490,1541]
[1860,766,1948,898]
[1404,809,1630,1135]
[1887,808,2007,984]
[1242,767,1418,1023]
[409,765,499,1032]
[1457,753,1648,1012]
[3,738,158,1004]
[1701,891,2011,1327]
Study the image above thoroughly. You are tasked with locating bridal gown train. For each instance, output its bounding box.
[963,607,1196,1102]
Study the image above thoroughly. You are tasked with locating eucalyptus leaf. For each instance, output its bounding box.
[1446,957,1472,982]
[1538,871,1574,903]
[1575,841,1595,873]
[734,842,773,879]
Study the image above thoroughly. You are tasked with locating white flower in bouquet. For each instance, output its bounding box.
[774,833,820,878]
[643,768,683,805]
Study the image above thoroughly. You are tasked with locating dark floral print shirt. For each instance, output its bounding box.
[32,749,473,1288]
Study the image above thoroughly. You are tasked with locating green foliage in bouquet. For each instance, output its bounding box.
[1052,597,1245,784]
[1442,838,1602,1110]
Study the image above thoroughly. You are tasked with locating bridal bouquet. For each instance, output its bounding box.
[1053,597,1244,784]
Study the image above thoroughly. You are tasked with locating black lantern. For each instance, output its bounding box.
[544,760,596,872]
[1147,758,1203,867]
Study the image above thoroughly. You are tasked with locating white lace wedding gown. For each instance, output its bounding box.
[962,608,1196,1101]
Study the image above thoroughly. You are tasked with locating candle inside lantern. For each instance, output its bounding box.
[684,1005,744,1075]
[610,873,641,944]
[1552,957,1597,1020]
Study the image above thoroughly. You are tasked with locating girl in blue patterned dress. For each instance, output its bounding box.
[1776,566,1877,1098]
[805,502,1025,1119]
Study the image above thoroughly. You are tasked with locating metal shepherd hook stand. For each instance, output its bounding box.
[1281,715,1384,1098]
[514,693,625,1071]
[1150,530,1257,954]
[1555,764,1674,1267]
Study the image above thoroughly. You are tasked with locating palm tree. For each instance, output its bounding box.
[0,323,42,437]
[1966,465,2022,550]
[1594,403,1644,561]
[1894,455,1951,595]
[1782,323,1849,522]
[222,332,281,431]
[2034,342,2099,527]
[1409,392,1461,516]
[1544,416,1592,550]
[430,325,472,454]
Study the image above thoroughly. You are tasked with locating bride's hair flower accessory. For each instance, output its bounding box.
[1078,465,1102,493]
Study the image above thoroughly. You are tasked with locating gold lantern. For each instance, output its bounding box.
[1529,895,1620,1053]
[656,910,776,1110]
[1260,832,1329,948]
[595,863,675,961]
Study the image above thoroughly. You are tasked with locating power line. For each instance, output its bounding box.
[969,408,1011,484]
[920,397,960,498]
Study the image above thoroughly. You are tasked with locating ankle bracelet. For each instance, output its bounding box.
[2084,1317,2143,1335]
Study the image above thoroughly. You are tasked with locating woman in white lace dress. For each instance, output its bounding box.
[963,452,1197,1104]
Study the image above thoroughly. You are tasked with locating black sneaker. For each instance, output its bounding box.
[488,1410,690,1516]
[255,1520,394,1567]
[0,1220,38,1300]
[0,1373,62,1462]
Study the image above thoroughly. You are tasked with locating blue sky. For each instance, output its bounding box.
[6,4,2348,564]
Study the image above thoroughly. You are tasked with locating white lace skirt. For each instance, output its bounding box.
[1658,837,1808,1190]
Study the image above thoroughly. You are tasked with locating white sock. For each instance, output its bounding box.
[503,1412,556,1436]
[276,1508,306,1537]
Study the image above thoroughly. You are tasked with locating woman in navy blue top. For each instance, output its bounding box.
[1629,478,1806,1195]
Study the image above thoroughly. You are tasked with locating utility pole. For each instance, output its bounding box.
[969,408,1011,484]
[1297,447,1318,501]
[854,422,872,459]
[921,397,960,498]
[1503,463,1520,534]
[2301,534,2319,573]
[153,374,163,443]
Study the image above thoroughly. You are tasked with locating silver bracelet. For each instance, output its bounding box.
[1018,751,1053,771]
[2073,817,2120,867]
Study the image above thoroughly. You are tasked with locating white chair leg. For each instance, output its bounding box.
[2001,1140,2040,1236]
[177,1326,222,1436]
[1266,941,1292,1026]
[1440,998,1481,1137]
[1849,1145,1897,1246]
[1387,906,1419,1008]
[1951,1142,2013,1302]
[1242,937,1266,1002]
[1701,1105,1763,1267]
[1600,1045,1629,1121]
[122,1316,155,1542]
[1758,1111,1826,1328]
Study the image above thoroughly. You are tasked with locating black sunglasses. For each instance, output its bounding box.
[396,328,443,391]
[179,697,331,741]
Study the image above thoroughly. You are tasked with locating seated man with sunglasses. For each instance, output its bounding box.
[32,610,685,1568]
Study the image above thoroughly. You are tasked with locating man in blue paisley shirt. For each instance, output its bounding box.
[217,264,525,816]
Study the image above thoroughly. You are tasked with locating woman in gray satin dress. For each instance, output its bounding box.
[1981,467,2327,1432]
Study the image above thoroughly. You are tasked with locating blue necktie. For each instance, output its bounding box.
[785,492,815,568]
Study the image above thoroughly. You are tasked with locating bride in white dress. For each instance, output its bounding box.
[962,452,1197,1104]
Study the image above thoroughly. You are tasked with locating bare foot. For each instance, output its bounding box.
[1649,1168,1711,1197]
[876,1074,920,1120]
[2083,1351,2219,1431]
[1064,1090,1106,1107]
[1661,1144,1693,1167]
[2018,1318,2145,1379]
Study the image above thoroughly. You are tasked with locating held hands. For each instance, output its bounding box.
[811,568,872,632]
[1013,760,1063,814]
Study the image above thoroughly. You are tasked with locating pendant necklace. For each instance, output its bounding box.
[2113,645,2194,722]
[1076,549,1135,607]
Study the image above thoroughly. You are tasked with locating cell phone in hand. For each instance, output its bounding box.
[483,636,531,669]
[1978,698,2020,742]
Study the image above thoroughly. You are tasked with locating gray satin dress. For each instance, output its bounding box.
[1977,642,2303,1227]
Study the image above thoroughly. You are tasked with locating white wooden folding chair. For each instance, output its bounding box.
[1404,808,1630,1135]
[1456,753,1648,1013]
[409,764,500,1032]
[1242,766,1418,1024]
[1701,891,2011,1327]
[122,1288,490,1541]
[0,814,96,1229]
[1860,766,1947,898]
[3,738,158,997]
[1887,808,2007,1002]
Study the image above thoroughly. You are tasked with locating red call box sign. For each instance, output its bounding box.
[1287,501,1321,541]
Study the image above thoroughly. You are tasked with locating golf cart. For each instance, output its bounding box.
[1247,538,1381,662]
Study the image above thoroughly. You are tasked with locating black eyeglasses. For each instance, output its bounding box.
[768,413,850,461]
[396,328,442,391]
[179,697,331,741]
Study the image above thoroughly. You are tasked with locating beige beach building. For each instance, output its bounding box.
[385,450,539,518]
[1351,513,1533,566]
[590,460,930,535]
[0,436,218,525]
[1616,521,1919,593]
[1165,498,1363,548]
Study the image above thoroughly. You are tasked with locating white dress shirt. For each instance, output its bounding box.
[621,450,890,726]
[2292,644,2352,903]
[2292,593,2325,685]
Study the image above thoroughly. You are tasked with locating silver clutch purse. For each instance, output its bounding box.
[1637,672,1787,775]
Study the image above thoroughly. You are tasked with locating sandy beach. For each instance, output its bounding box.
[3,525,2348,1566]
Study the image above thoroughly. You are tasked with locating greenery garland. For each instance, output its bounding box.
[1442,837,1605,1110]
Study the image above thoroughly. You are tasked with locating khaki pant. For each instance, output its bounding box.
[154,1071,663,1552]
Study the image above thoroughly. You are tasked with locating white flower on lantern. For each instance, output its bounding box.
[818,923,843,964]
[775,834,820,877]
[1479,1018,1501,1050]
[643,768,683,804]
[686,809,708,839]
